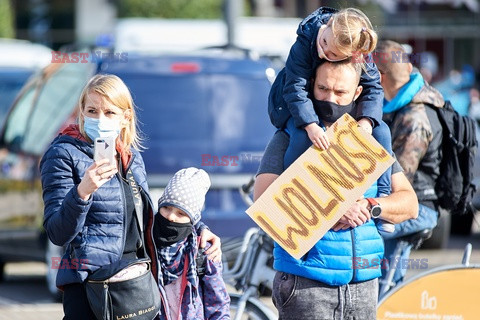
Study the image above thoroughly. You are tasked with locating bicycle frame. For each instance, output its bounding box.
[223,227,277,320]
[222,176,277,320]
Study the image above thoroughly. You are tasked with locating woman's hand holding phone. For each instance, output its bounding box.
[77,137,118,200]
[77,159,118,200]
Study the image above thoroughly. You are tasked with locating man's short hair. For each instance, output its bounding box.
[314,58,362,85]
[375,40,411,84]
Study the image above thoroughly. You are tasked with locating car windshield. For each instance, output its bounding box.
[2,63,95,155]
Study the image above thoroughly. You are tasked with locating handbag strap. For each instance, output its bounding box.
[125,168,147,258]
[125,168,144,232]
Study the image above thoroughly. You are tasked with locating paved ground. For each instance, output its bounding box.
[1,233,479,319]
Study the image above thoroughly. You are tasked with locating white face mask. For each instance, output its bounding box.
[83,116,121,142]
[316,25,348,62]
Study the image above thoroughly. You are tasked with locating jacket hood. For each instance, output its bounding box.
[61,124,88,142]
[411,82,445,109]
[383,73,425,114]
[51,129,93,157]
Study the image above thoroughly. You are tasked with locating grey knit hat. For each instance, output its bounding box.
[158,167,211,225]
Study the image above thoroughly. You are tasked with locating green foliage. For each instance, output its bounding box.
[118,0,224,19]
[0,179,41,193]
[0,0,14,38]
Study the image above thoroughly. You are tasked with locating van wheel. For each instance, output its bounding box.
[422,209,451,249]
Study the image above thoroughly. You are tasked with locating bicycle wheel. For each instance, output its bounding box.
[229,294,274,320]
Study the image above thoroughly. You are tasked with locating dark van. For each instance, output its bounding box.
[0,50,277,295]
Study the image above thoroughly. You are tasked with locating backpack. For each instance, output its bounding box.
[429,101,478,215]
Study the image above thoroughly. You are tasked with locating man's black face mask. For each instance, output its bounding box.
[312,98,356,123]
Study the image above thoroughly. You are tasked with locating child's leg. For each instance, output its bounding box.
[284,117,312,170]
[373,121,393,197]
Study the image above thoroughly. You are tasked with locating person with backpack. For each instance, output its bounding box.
[375,40,443,286]
[154,167,230,320]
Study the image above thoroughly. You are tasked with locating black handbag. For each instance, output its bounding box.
[85,169,161,320]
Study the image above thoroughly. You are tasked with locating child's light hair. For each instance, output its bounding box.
[330,8,378,57]
[77,74,144,151]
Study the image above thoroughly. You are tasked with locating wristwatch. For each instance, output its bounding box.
[366,198,382,219]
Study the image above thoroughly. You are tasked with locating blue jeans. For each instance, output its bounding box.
[284,118,392,196]
[380,204,439,284]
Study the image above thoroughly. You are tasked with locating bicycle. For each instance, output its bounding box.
[222,177,277,320]
[378,228,434,300]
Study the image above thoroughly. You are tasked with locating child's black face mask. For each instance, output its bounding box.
[156,213,193,247]
[312,98,355,123]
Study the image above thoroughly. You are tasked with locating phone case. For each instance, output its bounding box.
[94,137,116,165]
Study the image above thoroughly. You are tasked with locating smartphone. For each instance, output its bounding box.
[94,136,116,166]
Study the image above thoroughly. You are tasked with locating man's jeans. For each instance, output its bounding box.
[272,272,378,320]
[380,204,438,285]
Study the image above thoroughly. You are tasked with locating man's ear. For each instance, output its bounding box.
[354,85,363,101]
[407,63,413,74]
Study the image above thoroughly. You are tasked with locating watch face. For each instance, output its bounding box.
[371,206,382,218]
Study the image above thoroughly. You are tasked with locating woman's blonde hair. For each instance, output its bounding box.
[330,8,378,57]
[77,74,143,151]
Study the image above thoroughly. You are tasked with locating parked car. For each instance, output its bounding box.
[0,49,277,296]
[0,39,51,134]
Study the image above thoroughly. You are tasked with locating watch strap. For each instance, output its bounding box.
[366,197,378,207]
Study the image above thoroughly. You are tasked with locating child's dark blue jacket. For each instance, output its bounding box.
[269,7,384,129]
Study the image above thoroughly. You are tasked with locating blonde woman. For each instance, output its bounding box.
[40,74,221,319]
[268,7,390,174]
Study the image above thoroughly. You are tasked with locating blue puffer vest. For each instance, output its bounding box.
[273,183,384,286]
[40,134,158,287]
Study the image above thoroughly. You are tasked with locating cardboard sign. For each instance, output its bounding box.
[246,114,394,259]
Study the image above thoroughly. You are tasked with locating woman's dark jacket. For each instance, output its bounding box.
[40,134,159,287]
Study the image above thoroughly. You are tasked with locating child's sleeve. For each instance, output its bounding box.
[200,255,231,319]
[283,25,319,128]
[194,221,209,234]
[373,121,392,196]
[355,59,384,127]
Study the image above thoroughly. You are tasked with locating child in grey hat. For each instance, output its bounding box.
[154,167,230,320]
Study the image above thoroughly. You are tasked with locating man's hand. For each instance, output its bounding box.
[332,198,370,230]
[305,123,330,150]
[199,228,222,263]
[332,217,351,231]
